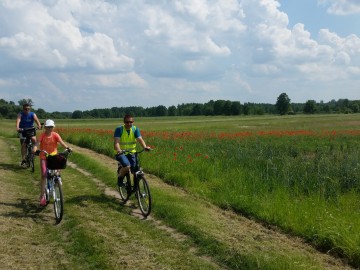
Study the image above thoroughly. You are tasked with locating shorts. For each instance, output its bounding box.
[19,132,35,144]
[116,154,136,172]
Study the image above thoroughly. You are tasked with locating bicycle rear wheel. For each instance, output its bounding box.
[118,174,131,202]
[53,178,64,223]
[136,176,151,217]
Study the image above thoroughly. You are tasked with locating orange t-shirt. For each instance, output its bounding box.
[38,132,62,160]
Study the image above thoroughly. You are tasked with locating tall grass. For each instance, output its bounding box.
[57,126,360,267]
[2,116,360,267]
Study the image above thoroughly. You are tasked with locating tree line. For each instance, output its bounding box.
[1,94,359,120]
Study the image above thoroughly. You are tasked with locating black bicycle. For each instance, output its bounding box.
[36,148,72,223]
[117,148,152,217]
[18,126,39,172]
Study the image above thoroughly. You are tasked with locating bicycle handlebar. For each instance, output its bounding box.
[116,148,152,156]
[18,126,42,132]
[35,148,72,156]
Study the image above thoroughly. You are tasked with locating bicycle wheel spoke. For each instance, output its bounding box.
[136,176,151,217]
[53,179,64,223]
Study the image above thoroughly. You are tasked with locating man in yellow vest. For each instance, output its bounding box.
[114,114,150,186]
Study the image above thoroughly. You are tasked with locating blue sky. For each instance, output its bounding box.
[0,0,360,112]
[279,0,360,37]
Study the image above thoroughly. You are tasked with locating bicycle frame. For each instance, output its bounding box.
[117,148,152,217]
[19,127,37,172]
[45,168,64,223]
[37,148,71,224]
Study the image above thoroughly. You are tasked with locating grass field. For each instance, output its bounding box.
[1,114,360,268]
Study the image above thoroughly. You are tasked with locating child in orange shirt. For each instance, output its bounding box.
[33,119,70,206]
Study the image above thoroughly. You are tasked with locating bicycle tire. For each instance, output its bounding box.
[118,173,131,202]
[23,143,34,172]
[136,176,151,217]
[45,177,51,205]
[29,152,35,173]
[25,145,31,168]
[53,178,64,223]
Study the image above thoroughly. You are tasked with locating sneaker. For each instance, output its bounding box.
[40,195,47,206]
[20,160,26,167]
[117,176,125,187]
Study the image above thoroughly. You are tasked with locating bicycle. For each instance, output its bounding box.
[18,126,40,172]
[36,148,72,223]
[116,148,152,217]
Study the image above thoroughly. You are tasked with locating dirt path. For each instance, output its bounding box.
[66,143,353,270]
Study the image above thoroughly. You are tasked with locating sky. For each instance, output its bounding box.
[0,0,360,112]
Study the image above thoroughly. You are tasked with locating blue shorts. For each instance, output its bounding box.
[116,154,136,172]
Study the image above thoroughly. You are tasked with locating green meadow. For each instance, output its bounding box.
[2,113,360,268]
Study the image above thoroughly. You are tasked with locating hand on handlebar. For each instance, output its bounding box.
[115,150,125,159]
[144,146,152,152]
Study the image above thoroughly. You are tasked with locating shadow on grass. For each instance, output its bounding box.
[66,193,144,218]
[0,198,48,222]
[66,193,124,209]
[0,162,25,171]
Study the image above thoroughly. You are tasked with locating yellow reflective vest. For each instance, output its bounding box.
[120,125,137,153]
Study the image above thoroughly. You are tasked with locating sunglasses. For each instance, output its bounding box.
[125,121,133,124]
[24,108,30,111]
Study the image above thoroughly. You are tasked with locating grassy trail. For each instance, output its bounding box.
[0,136,353,269]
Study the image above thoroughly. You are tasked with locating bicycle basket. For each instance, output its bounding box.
[46,153,67,169]
[22,127,36,138]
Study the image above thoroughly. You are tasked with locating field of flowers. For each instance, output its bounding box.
[55,119,360,267]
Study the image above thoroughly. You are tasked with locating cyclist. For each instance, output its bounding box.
[16,103,42,167]
[114,114,150,186]
[33,119,71,206]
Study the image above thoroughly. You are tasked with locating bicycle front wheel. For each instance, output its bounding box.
[45,177,50,205]
[136,176,151,217]
[25,146,31,169]
[118,174,131,202]
[53,178,64,223]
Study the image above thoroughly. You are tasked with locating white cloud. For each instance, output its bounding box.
[0,0,359,111]
[318,0,360,15]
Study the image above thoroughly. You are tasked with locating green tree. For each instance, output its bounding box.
[18,98,34,107]
[191,104,203,116]
[168,105,177,116]
[203,100,214,115]
[275,93,291,115]
[223,100,232,115]
[303,100,317,114]
[230,101,241,115]
[35,108,47,119]
[72,110,83,119]
[214,100,225,115]
[155,105,167,116]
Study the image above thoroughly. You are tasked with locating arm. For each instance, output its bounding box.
[136,136,149,149]
[55,133,70,150]
[32,140,40,153]
[134,127,149,150]
[16,114,21,131]
[58,138,69,150]
[33,114,42,129]
[114,137,122,154]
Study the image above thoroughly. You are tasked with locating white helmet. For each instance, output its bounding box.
[45,119,55,127]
